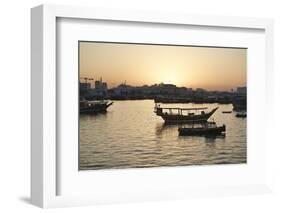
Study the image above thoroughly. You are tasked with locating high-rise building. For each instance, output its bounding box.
[95,77,107,90]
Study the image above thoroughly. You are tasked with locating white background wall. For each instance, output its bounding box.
[0,0,280,212]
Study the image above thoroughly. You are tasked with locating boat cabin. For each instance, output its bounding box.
[155,105,208,116]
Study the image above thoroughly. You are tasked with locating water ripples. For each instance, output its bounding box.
[80,100,246,170]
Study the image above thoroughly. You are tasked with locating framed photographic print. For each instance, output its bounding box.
[31,4,274,208]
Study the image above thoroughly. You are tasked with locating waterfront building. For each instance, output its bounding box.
[93,77,108,98]
[196,88,207,93]
[237,87,246,94]
[80,83,91,96]
[80,82,91,90]
[95,77,107,90]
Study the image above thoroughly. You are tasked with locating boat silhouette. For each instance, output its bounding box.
[178,122,226,136]
[154,104,218,124]
[80,99,113,114]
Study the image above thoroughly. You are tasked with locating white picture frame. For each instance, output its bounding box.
[31,4,274,208]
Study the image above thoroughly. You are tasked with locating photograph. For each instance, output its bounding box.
[79,41,247,170]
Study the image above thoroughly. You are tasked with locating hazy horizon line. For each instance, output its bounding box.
[81,80,246,92]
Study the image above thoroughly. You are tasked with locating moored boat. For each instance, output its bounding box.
[236,111,246,118]
[222,111,232,113]
[178,122,226,136]
[154,104,218,124]
[80,99,113,114]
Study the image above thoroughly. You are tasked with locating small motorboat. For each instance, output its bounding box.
[178,122,226,136]
[222,111,232,113]
[236,112,246,118]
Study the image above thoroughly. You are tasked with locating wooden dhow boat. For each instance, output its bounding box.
[154,104,218,124]
[80,100,113,114]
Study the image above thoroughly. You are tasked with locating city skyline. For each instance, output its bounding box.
[80,42,247,91]
[80,78,245,92]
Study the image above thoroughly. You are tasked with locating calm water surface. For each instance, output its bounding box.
[79,100,246,170]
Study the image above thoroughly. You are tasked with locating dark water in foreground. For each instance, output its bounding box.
[79,100,246,170]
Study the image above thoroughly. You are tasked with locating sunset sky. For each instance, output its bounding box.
[79,42,246,91]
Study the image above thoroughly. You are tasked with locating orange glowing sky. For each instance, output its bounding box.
[79,42,246,91]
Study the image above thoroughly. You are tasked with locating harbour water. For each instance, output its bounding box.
[79,100,246,170]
